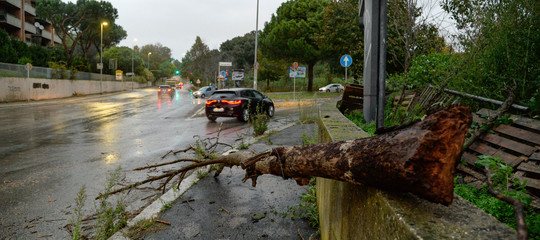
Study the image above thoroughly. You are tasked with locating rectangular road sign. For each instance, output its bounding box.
[289,66,306,78]
[232,70,244,81]
[219,62,232,67]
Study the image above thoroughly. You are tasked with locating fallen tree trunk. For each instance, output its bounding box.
[102,105,472,206]
[233,105,472,205]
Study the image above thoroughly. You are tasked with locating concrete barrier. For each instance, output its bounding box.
[0,77,148,102]
[316,98,516,239]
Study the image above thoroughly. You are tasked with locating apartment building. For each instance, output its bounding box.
[0,0,61,46]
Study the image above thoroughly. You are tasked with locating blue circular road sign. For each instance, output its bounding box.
[340,55,352,67]
[220,70,227,77]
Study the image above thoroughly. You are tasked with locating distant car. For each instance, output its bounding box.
[193,85,218,98]
[175,82,183,90]
[319,84,344,93]
[157,85,175,97]
[205,88,275,122]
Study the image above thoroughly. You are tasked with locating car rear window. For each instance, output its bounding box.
[210,91,238,99]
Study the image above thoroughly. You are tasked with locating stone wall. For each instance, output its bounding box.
[0,77,148,102]
[316,98,516,240]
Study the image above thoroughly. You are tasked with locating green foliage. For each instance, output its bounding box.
[237,141,249,150]
[344,111,376,136]
[301,133,318,146]
[260,0,330,91]
[251,113,269,136]
[95,167,127,240]
[17,57,32,65]
[70,185,87,240]
[103,46,145,75]
[455,156,540,238]
[442,0,540,114]
[294,178,319,229]
[220,31,255,70]
[36,0,123,63]
[0,29,67,67]
[387,53,455,90]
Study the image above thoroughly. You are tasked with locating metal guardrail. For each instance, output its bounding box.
[0,62,116,81]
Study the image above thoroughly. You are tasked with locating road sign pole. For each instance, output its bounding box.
[345,67,348,84]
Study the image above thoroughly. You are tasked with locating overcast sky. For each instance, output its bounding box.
[111,0,288,60]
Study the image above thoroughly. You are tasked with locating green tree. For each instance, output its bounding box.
[181,36,214,83]
[442,0,539,112]
[317,0,364,80]
[36,0,121,65]
[260,0,330,92]
[220,31,255,70]
[140,43,173,81]
[102,46,144,76]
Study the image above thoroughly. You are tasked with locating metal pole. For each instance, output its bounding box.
[147,52,151,69]
[132,38,136,91]
[100,23,103,95]
[253,0,259,90]
[345,67,348,84]
[26,66,30,103]
[377,0,388,128]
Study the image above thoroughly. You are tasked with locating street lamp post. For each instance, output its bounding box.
[100,22,108,95]
[132,38,137,91]
[253,0,259,90]
[147,52,152,69]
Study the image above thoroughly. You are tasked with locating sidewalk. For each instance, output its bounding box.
[115,123,320,240]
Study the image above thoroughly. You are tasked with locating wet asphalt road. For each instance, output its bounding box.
[0,87,299,239]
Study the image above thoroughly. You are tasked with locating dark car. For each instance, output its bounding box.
[158,85,175,97]
[205,88,275,122]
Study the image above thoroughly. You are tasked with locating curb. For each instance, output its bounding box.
[109,121,298,239]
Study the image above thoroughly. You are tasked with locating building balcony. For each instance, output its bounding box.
[24,21,35,34]
[24,2,35,16]
[0,0,22,9]
[0,11,21,28]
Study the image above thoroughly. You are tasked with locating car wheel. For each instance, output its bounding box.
[237,108,249,122]
[207,116,217,121]
[326,89,330,93]
[201,94,206,98]
[267,105,275,118]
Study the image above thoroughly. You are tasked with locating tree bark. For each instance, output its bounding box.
[237,105,472,205]
[102,105,472,206]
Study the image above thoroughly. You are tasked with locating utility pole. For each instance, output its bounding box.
[253,0,260,90]
[360,0,388,128]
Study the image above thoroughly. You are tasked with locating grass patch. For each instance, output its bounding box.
[455,156,540,239]
[125,219,168,239]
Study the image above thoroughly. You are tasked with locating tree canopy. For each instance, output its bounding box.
[36,0,125,65]
[260,0,330,92]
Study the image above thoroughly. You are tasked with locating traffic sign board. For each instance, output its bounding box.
[220,70,227,77]
[340,55,352,67]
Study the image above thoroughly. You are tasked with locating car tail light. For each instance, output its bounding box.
[167,89,171,92]
[206,100,217,105]
[222,100,241,105]
[158,89,162,92]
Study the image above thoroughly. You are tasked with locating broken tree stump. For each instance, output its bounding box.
[238,105,472,205]
[102,105,472,206]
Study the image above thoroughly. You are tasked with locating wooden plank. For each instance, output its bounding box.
[494,124,540,146]
[469,142,523,166]
[517,162,540,175]
[477,108,540,131]
[510,115,540,132]
[515,173,540,190]
[462,152,480,166]
[457,164,485,180]
[482,133,536,156]
[531,152,540,161]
